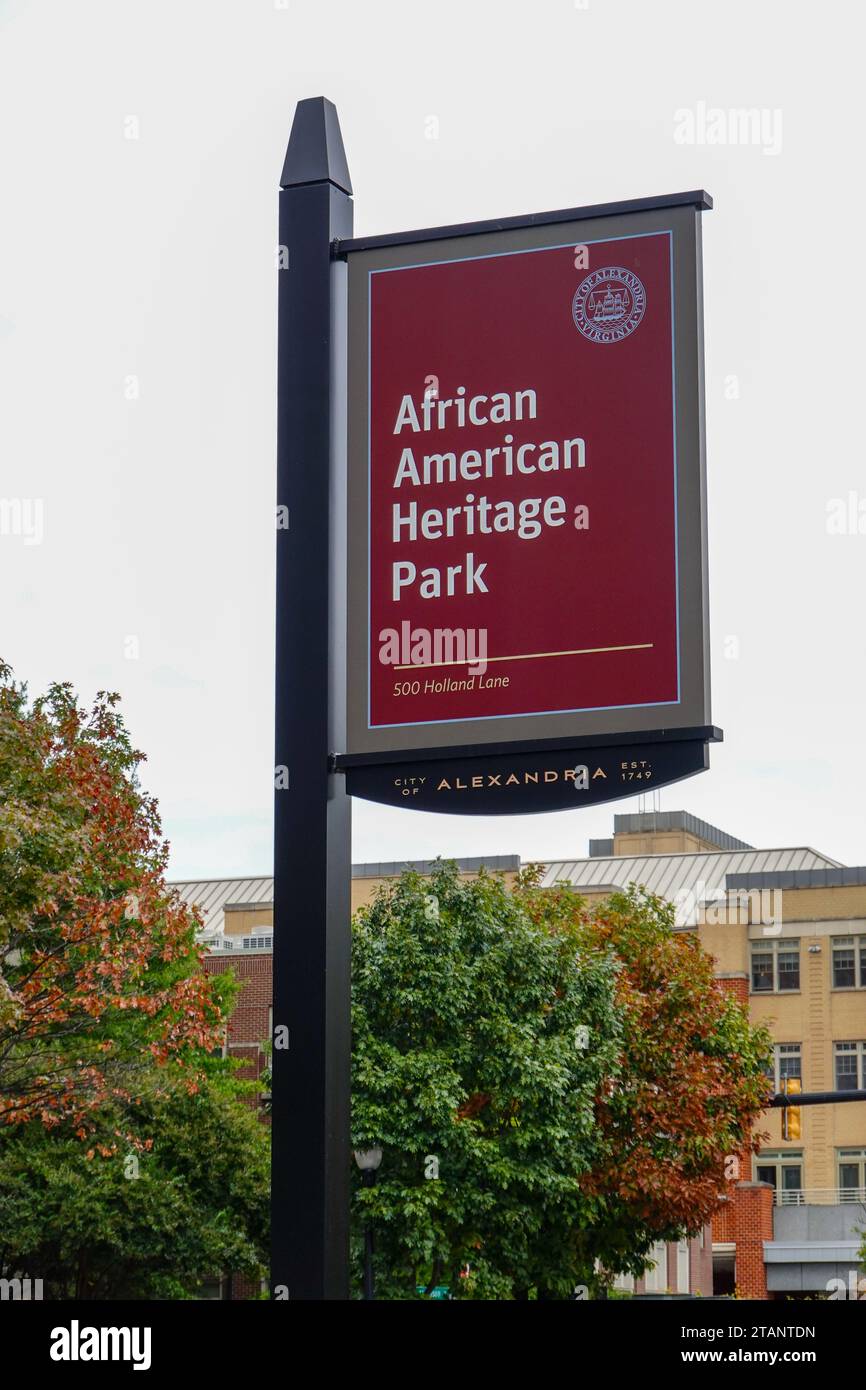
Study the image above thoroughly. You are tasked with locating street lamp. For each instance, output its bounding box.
[353,1147,383,1300]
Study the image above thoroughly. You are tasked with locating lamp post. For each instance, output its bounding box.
[353,1147,382,1300]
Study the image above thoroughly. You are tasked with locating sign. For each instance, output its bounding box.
[344,200,711,763]
[344,731,714,815]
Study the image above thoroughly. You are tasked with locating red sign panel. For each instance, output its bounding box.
[365,230,678,732]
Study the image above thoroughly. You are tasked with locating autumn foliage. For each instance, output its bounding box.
[0,662,228,1137]
[516,872,772,1279]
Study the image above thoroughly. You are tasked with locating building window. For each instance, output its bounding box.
[834,1040,866,1091]
[751,945,773,992]
[751,939,800,993]
[612,1271,634,1293]
[197,1276,227,1300]
[769,1043,802,1092]
[643,1241,668,1293]
[242,933,273,950]
[755,1152,803,1202]
[832,936,866,989]
[838,1150,866,1202]
[676,1239,690,1294]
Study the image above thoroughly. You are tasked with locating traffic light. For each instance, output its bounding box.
[782,1076,801,1140]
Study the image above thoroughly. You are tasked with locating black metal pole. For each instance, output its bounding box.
[271,97,353,1301]
[769,1089,866,1107]
[362,1170,376,1300]
[363,1226,374,1301]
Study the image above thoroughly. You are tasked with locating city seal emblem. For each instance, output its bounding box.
[572,266,647,344]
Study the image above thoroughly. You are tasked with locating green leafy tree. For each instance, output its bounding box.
[351,866,772,1299]
[0,1064,269,1298]
[0,662,269,1296]
[350,863,623,1299]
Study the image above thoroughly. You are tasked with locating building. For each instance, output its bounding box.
[177,811,866,1299]
[541,810,866,1299]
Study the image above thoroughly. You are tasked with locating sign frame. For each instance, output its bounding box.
[338,193,712,765]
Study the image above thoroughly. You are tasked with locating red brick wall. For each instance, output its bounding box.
[710,973,774,1296]
[205,952,272,1081]
[730,1182,774,1299]
[689,1226,714,1296]
[712,1180,774,1297]
[713,1196,735,1244]
[204,952,273,1300]
[716,974,749,1007]
[712,1137,755,1243]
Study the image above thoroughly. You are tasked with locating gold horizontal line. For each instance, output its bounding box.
[394,642,654,671]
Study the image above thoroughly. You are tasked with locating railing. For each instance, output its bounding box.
[773,1187,866,1206]
[205,937,273,953]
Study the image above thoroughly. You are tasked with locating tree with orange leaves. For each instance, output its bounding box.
[0,661,229,1138]
[515,873,772,1288]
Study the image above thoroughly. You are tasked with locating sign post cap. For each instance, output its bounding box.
[280,96,353,195]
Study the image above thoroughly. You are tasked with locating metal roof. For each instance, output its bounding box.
[172,855,520,937]
[174,847,846,938]
[172,875,274,937]
[726,866,866,891]
[540,846,842,905]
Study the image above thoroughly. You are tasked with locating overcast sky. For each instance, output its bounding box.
[1,0,863,877]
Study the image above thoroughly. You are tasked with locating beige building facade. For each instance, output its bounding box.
[701,880,866,1197]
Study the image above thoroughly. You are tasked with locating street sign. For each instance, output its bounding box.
[343,200,713,767]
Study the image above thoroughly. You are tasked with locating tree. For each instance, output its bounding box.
[0,662,269,1297]
[350,863,623,1299]
[351,865,772,1298]
[0,662,227,1135]
[0,1063,269,1299]
[512,876,772,1287]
